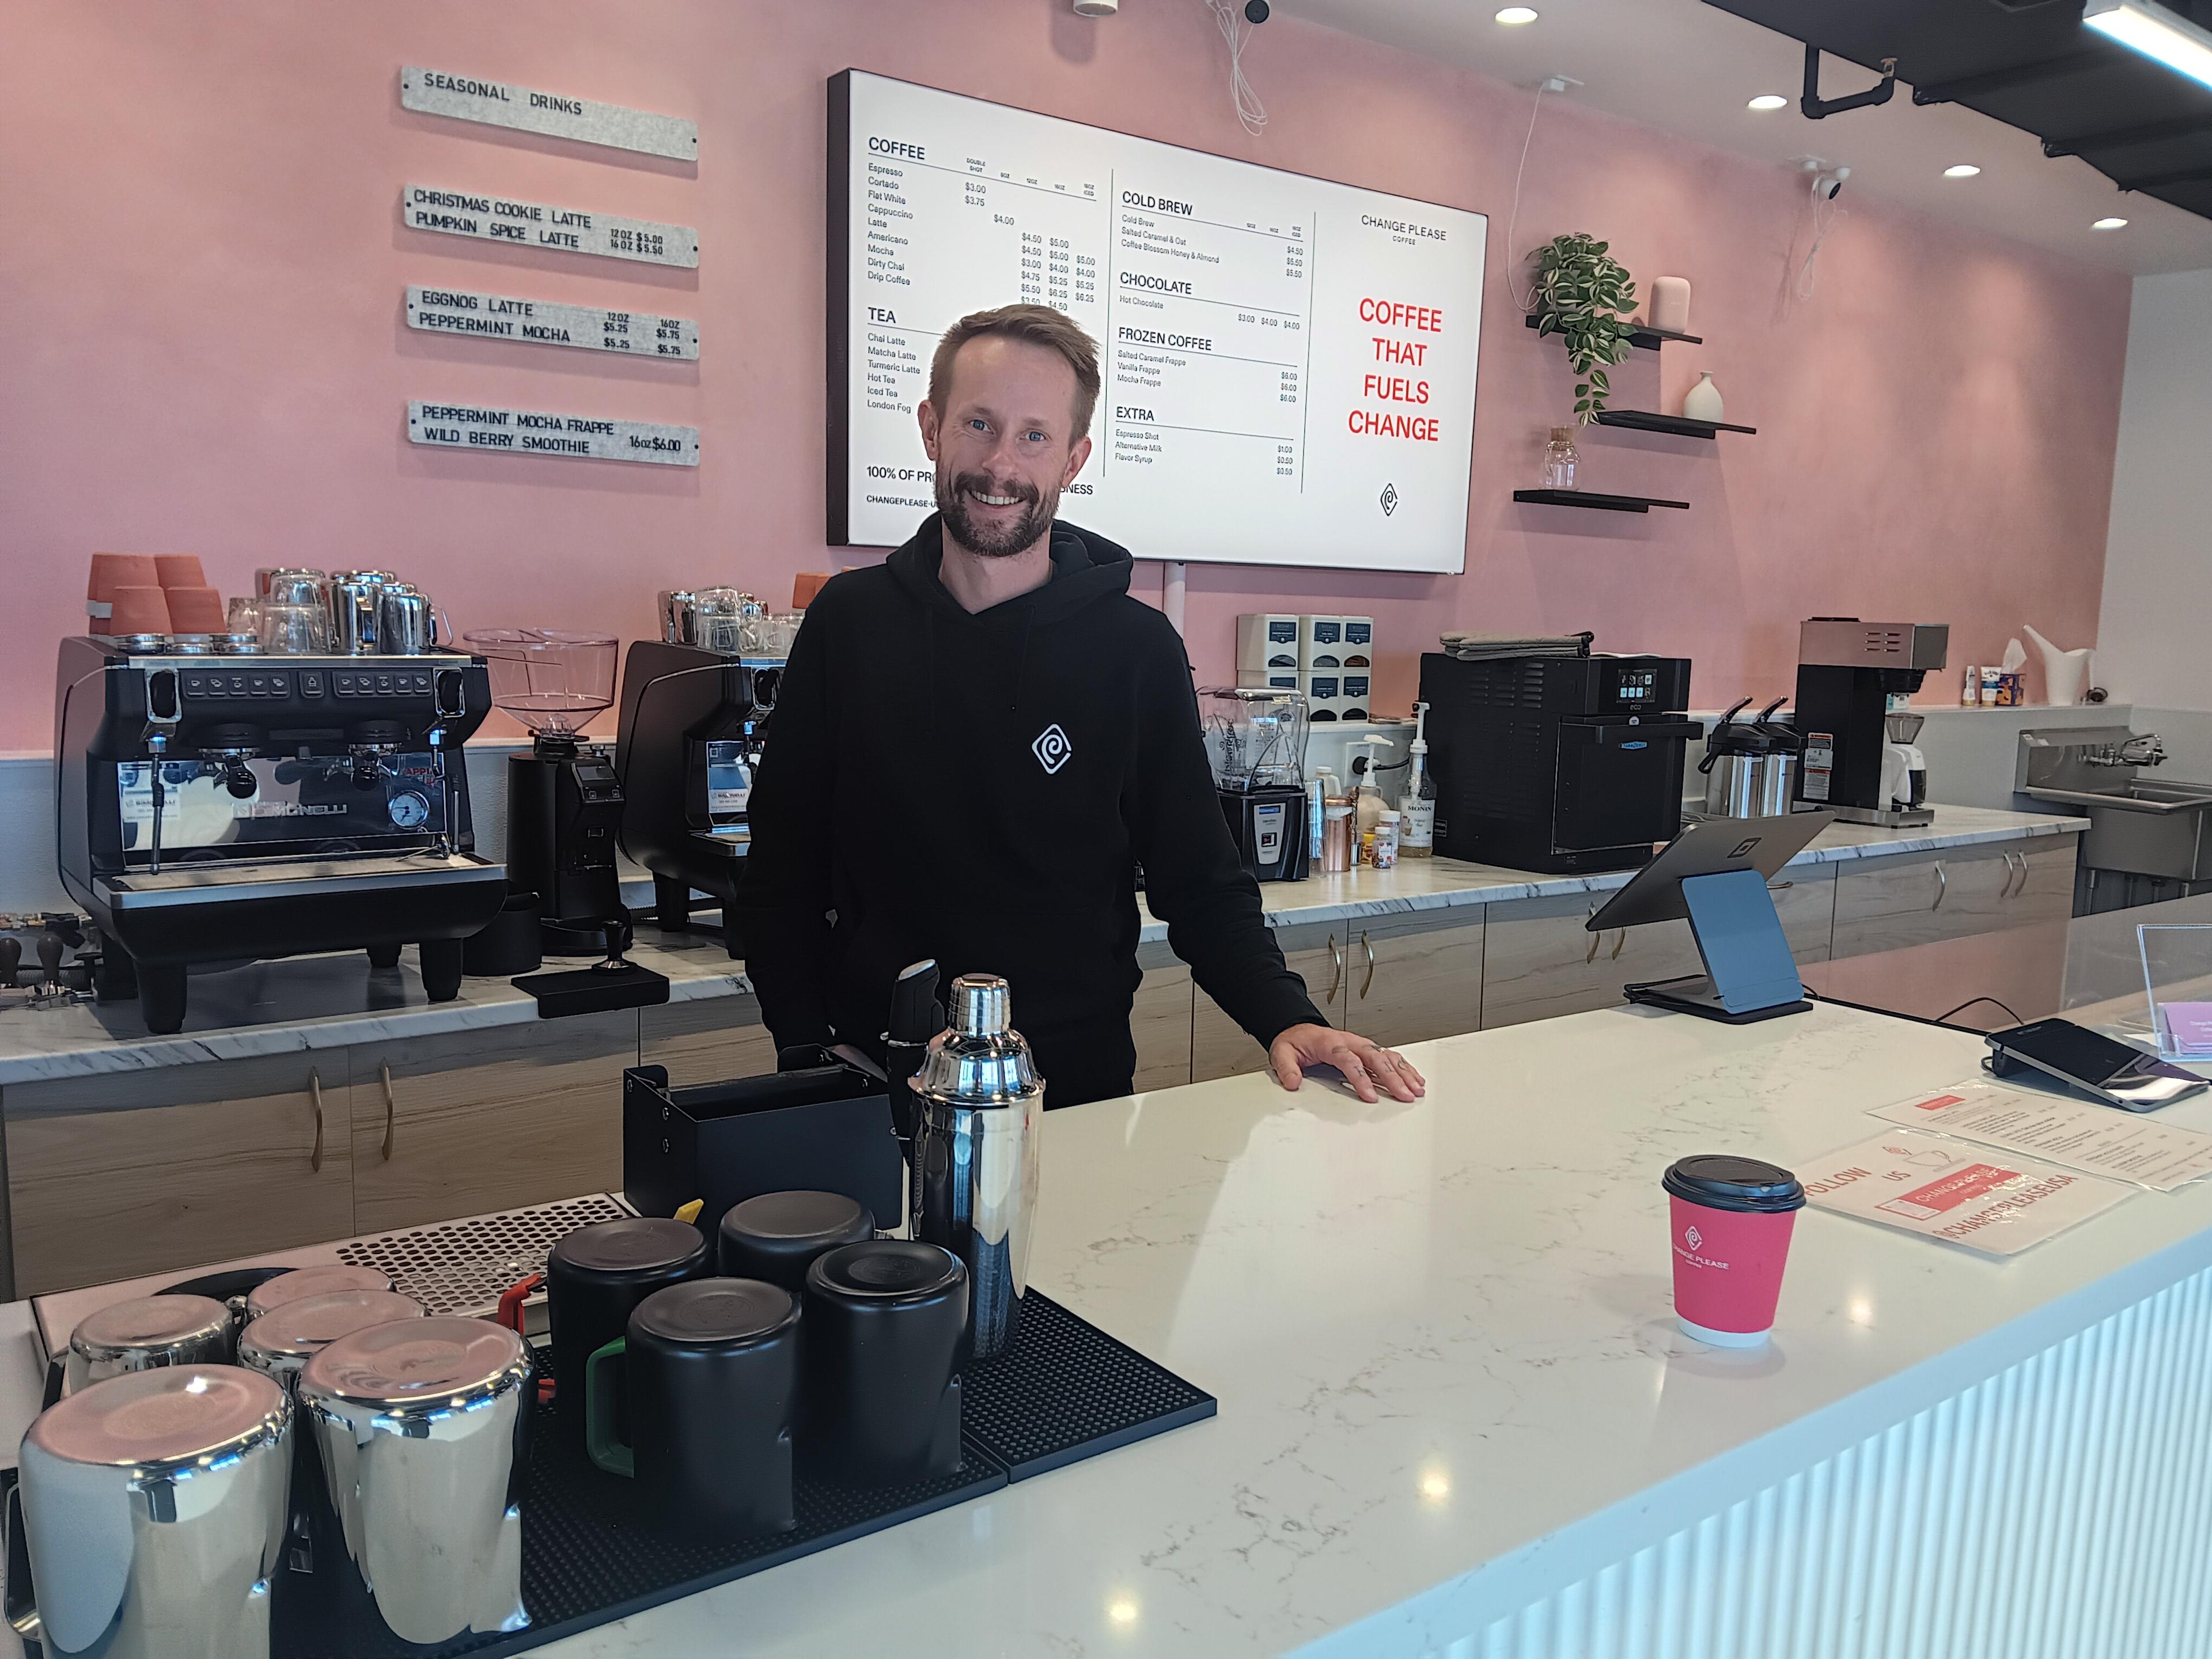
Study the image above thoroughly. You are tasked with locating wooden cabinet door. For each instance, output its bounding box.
[350,1013,636,1234]
[6,1056,354,1296]
[1340,916,1486,1048]
[639,999,780,1090]
[1131,964,1195,1092]
[1828,844,2020,959]
[1192,934,1345,1082]
[1481,893,1701,1030]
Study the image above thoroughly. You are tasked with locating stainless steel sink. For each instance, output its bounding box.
[2017,726,2212,882]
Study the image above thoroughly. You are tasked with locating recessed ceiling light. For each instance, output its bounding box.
[2093,215,2130,229]
[1943,164,1982,178]
[1495,6,1539,24]
[1747,94,1789,111]
[2085,0,2212,93]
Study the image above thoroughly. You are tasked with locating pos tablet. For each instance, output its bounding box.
[1586,812,1834,1023]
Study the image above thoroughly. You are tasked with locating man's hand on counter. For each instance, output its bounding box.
[1268,1024,1427,1104]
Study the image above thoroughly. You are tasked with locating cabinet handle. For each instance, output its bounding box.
[1360,931,1376,999]
[1327,934,1343,1005]
[2006,850,2027,899]
[1931,865,1948,910]
[1612,929,1627,961]
[1767,880,1794,892]
[379,1063,396,1161]
[307,1071,325,1174]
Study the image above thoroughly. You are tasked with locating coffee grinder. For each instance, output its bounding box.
[1200,687,1310,882]
[1791,620,1949,827]
[465,630,627,953]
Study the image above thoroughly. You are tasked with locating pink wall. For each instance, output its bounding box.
[2,0,2128,751]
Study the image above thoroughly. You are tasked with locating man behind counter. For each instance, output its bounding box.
[733,303,1424,1109]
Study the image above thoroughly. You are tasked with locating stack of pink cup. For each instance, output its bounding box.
[86,552,228,637]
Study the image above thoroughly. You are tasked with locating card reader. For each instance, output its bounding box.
[1983,1018,2209,1112]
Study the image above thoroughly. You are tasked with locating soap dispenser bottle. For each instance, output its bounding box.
[1347,736,1396,863]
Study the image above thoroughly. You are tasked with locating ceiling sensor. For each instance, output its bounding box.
[1534,73,1582,94]
[1793,156,1851,198]
[1072,0,1119,14]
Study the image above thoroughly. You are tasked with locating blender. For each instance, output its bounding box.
[465,630,627,955]
[1200,687,1311,882]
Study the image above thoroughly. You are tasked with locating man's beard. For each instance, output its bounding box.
[935,467,1058,559]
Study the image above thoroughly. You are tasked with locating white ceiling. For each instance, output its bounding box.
[1276,0,2212,276]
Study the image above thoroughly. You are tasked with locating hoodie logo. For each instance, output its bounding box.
[1032,724,1073,775]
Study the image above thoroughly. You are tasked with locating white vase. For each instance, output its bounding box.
[1682,372,1724,423]
[1649,276,1691,334]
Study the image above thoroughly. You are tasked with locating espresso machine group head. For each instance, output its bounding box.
[1792,620,1949,827]
[53,634,505,1033]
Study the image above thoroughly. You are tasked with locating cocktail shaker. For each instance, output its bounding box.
[910,973,1043,1359]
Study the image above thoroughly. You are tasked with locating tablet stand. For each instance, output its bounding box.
[1625,866,1811,1024]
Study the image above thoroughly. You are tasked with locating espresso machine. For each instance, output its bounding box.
[615,596,785,953]
[53,634,504,1032]
[463,631,627,956]
[1791,620,1949,827]
[1200,687,1310,882]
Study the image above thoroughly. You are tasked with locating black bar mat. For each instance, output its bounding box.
[270,1421,1006,1659]
[962,1290,1217,1480]
[11,1296,1214,1659]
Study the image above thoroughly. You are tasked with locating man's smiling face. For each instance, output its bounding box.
[919,334,1093,559]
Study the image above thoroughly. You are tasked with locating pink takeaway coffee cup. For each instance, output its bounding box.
[1662,1155,1805,1348]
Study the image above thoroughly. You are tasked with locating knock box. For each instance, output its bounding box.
[622,1054,904,1237]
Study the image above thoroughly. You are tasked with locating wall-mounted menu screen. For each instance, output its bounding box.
[828,71,1486,573]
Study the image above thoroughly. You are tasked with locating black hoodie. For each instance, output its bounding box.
[731,514,1323,1104]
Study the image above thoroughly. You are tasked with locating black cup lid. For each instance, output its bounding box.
[1663,1154,1805,1213]
[632,1278,797,1347]
[551,1217,709,1278]
[808,1240,964,1301]
[721,1190,873,1245]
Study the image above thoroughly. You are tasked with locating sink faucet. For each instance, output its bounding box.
[2085,734,2166,768]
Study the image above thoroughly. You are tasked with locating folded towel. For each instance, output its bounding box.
[1438,630,1594,661]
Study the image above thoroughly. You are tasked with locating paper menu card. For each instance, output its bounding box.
[1872,1080,2212,1192]
[1802,1130,2132,1257]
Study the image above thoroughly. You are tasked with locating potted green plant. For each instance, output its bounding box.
[1531,233,1638,423]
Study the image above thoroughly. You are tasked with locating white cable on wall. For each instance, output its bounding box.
[1203,0,1268,136]
[1503,79,1554,312]
[1797,173,1847,301]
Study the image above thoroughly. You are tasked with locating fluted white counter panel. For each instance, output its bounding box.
[1466,1261,2212,1659]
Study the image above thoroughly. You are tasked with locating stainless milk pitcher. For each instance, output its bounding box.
[910,974,1044,1359]
[12,1365,291,1659]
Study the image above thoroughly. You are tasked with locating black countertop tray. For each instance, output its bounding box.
[12,1291,1215,1659]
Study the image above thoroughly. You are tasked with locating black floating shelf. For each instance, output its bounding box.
[1523,314,1703,350]
[1513,488,1691,513]
[1593,410,1757,438]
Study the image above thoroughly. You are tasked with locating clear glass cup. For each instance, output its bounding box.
[259,603,329,654]
[226,596,263,634]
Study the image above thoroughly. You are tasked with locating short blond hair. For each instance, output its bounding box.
[928,304,1102,443]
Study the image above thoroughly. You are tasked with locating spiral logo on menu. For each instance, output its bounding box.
[1032,724,1073,775]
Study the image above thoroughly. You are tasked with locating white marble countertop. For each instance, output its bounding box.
[0,932,748,1087]
[1140,803,2086,942]
[476,998,2196,1657]
[0,806,2081,1087]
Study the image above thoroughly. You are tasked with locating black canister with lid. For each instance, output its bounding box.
[596,1278,801,1533]
[1662,1154,1806,1213]
[718,1190,876,1291]
[547,1217,711,1432]
[801,1240,968,1484]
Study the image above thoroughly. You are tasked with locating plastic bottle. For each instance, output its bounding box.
[1373,809,1401,870]
[1347,736,1396,846]
[1399,702,1437,858]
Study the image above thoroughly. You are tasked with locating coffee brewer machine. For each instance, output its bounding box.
[615,623,782,955]
[1418,652,1699,873]
[1791,620,1949,827]
[53,634,504,1032]
[463,631,628,955]
[1200,688,1310,882]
